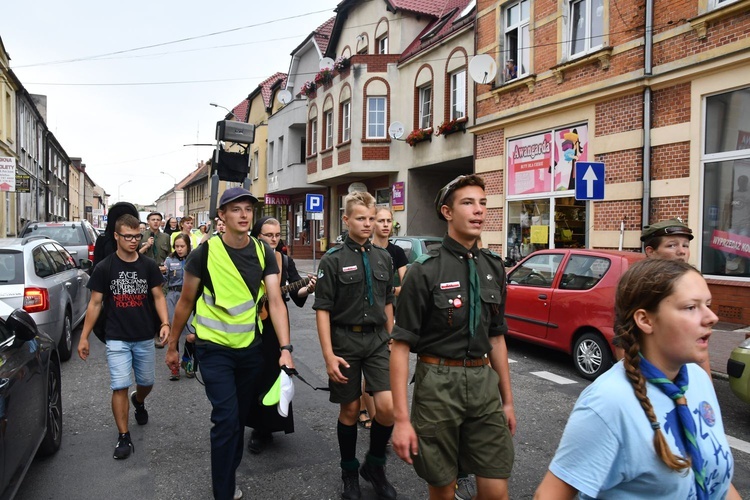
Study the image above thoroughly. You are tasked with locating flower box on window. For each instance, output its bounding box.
[435,117,468,137]
[314,68,334,86]
[405,128,433,147]
[300,80,317,98]
[334,56,351,72]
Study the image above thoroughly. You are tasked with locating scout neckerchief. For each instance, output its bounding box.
[361,245,374,306]
[639,355,707,499]
[466,251,480,337]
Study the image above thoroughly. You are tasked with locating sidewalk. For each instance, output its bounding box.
[293,259,748,377]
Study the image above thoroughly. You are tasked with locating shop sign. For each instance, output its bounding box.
[392,182,405,211]
[507,125,589,195]
[0,157,16,191]
[15,174,30,193]
[709,230,750,259]
[264,194,290,205]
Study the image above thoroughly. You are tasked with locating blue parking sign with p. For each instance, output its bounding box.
[306,194,324,213]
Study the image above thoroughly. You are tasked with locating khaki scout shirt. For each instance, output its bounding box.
[313,236,394,327]
[392,235,507,359]
[140,230,171,267]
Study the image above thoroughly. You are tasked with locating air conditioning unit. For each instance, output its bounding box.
[215,120,256,144]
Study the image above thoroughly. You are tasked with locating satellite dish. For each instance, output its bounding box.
[348,182,367,194]
[389,121,405,140]
[319,57,335,71]
[277,89,292,105]
[468,54,498,84]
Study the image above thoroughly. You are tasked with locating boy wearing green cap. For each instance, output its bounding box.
[391,174,515,499]
[640,218,693,262]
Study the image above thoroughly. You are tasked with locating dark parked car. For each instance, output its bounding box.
[505,248,646,380]
[0,306,62,500]
[20,220,98,266]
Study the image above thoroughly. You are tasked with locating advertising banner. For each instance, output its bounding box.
[264,194,290,205]
[0,157,16,191]
[392,182,405,211]
[15,174,30,193]
[709,230,750,259]
[507,133,552,195]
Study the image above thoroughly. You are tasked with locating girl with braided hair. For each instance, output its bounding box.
[535,259,739,499]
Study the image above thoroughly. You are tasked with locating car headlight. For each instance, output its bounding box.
[739,338,750,349]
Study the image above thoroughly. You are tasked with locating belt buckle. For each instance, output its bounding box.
[352,325,362,333]
[463,358,471,367]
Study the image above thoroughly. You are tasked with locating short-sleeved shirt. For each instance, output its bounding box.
[384,242,408,275]
[185,235,278,302]
[392,235,507,359]
[164,256,186,288]
[313,236,394,326]
[549,362,734,499]
[87,253,165,342]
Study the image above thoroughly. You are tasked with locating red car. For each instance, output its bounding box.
[505,248,646,380]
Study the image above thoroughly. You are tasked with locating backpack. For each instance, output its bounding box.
[91,253,160,343]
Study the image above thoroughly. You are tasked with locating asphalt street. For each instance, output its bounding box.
[15,300,750,499]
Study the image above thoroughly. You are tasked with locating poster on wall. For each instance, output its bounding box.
[0,157,16,191]
[392,182,405,211]
[553,126,589,191]
[507,133,553,195]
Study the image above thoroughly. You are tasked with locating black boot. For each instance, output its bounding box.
[360,462,397,499]
[341,469,361,500]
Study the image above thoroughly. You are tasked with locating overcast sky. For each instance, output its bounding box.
[2,1,339,206]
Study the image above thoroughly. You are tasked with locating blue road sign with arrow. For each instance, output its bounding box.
[575,162,605,200]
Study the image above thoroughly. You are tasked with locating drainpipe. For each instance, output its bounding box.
[642,0,654,239]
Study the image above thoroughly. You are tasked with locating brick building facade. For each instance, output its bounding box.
[473,0,750,324]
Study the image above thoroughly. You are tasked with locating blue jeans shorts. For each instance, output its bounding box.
[106,339,156,391]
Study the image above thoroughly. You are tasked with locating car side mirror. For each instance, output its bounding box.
[79,259,93,271]
[8,308,39,345]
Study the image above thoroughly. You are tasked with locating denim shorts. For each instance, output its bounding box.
[106,339,156,391]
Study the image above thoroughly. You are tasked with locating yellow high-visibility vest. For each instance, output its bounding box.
[193,236,265,348]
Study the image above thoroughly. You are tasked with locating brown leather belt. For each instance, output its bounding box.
[338,325,376,333]
[418,355,489,367]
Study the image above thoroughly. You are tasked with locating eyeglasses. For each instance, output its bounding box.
[260,233,282,239]
[116,232,144,242]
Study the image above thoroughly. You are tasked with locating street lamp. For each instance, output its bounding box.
[210,102,239,120]
[160,171,177,218]
[118,180,132,203]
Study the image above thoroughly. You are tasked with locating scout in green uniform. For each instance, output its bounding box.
[391,174,516,500]
[313,191,397,500]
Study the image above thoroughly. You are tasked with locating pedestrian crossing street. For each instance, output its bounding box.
[507,357,750,456]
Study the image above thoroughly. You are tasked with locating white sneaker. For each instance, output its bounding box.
[233,487,243,500]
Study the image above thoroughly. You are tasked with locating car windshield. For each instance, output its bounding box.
[0,251,24,284]
[23,224,87,246]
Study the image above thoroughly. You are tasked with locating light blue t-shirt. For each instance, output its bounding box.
[549,361,734,499]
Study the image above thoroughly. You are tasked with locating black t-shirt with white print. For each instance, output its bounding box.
[88,253,165,342]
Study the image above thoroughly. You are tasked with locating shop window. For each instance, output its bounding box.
[507,197,586,259]
[503,0,530,81]
[566,0,604,58]
[701,86,750,277]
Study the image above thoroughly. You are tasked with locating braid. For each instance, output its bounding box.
[617,303,690,472]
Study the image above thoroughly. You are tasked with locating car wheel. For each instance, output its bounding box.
[573,332,612,380]
[58,312,73,362]
[38,358,63,457]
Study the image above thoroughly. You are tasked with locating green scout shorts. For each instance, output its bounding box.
[411,361,514,487]
[329,325,391,404]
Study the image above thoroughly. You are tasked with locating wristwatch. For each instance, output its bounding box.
[280,344,293,353]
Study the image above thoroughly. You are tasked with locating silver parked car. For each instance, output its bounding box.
[20,220,98,266]
[0,236,91,361]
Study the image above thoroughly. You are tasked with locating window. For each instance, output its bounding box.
[253,151,259,179]
[325,110,333,149]
[419,86,432,129]
[310,119,318,154]
[367,97,387,138]
[508,253,564,287]
[560,255,609,290]
[277,137,284,170]
[377,35,388,54]
[710,0,739,8]
[504,0,530,80]
[701,86,750,278]
[268,141,274,174]
[568,0,604,57]
[450,70,466,120]
[341,101,351,142]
